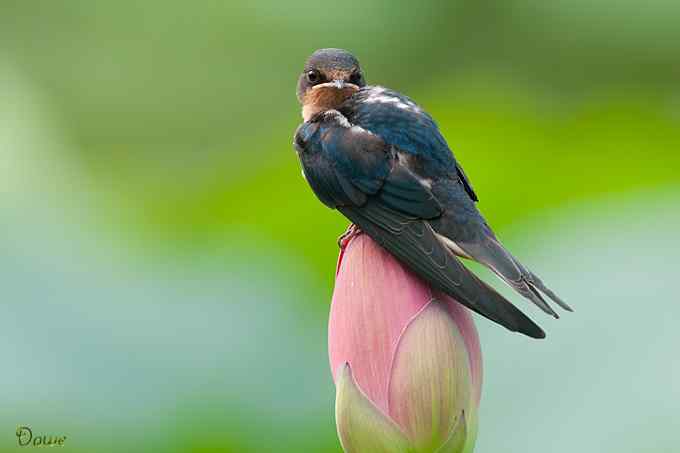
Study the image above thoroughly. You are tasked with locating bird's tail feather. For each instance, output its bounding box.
[458,235,572,316]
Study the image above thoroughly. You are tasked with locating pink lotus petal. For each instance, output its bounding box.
[435,290,483,404]
[335,363,413,453]
[387,300,471,450]
[329,234,433,414]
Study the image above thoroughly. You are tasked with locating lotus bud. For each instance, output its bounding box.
[329,233,482,453]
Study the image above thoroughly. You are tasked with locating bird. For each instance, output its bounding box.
[293,48,571,338]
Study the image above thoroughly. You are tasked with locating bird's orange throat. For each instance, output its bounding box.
[302,85,358,121]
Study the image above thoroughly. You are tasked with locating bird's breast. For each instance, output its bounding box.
[302,86,358,122]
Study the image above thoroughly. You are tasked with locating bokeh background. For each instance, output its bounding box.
[2,1,679,452]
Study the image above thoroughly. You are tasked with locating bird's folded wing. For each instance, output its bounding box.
[340,202,545,338]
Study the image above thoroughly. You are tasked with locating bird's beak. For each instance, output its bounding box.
[331,79,347,90]
[311,79,358,93]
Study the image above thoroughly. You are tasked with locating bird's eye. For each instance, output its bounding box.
[349,71,363,85]
[306,70,321,84]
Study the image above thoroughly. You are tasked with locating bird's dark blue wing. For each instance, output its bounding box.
[294,111,441,219]
[341,86,479,202]
[341,87,454,167]
[294,110,545,338]
[341,202,545,338]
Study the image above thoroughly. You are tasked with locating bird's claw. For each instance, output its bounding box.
[338,224,362,250]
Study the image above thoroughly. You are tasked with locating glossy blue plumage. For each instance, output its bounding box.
[344,88,454,166]
[342,86,478,200]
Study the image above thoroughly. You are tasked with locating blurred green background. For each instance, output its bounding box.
[2,1,679,452]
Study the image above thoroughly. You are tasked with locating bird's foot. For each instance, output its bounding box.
[338,224,362,250]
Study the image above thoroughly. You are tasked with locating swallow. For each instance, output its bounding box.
[293,48,572,338]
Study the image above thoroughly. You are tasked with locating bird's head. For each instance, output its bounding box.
[297,48,365,121]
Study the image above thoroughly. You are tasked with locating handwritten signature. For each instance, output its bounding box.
[16,426,67,447]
